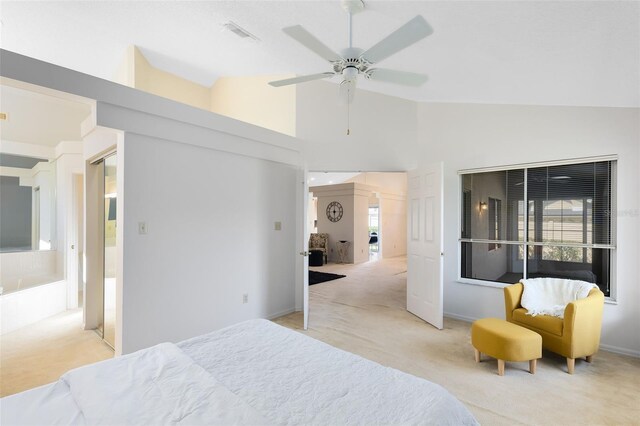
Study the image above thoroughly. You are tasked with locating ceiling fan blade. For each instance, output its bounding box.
[268,72,335,87]
[366,68,428,86]
[282,25,343,63]
[361,15,433,64]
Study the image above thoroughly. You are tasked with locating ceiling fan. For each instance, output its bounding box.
[269,0,433,104]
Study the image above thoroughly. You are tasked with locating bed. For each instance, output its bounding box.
[1,319,478,425]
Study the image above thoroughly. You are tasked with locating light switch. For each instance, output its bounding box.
[274,221,282,231]
[138,222,147,235]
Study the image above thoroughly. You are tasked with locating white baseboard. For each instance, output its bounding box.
[599,343,640,358]
[444,312,640,358]
[444,312,477,323]
[267,307,296,320]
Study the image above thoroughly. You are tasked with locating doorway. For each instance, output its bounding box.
[303,171,408,329]
[89,153,117,349]
[307,172,407,265]
[368,205,380,260]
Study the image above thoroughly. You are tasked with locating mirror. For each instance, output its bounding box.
[0,153,56,252]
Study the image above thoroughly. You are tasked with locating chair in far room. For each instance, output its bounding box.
[309,233,329,264]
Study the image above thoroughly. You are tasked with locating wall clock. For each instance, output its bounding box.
[326,201,343,223]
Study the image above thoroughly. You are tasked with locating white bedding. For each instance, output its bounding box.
[1,319,478,425]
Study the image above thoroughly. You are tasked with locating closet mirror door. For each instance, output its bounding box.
[103,154,117,348]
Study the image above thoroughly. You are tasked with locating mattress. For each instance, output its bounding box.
[1,319,478,425]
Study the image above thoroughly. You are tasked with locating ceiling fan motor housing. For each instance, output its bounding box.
[335,47,368,80]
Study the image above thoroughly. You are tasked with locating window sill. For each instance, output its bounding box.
[457,278,618,304]
[456,278,510,289]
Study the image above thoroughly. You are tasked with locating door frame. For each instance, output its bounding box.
[296,168,310,329]
[301,170,410,329]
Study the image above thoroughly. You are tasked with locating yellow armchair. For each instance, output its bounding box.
[504,283,605,374]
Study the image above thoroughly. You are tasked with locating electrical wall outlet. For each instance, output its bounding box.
[138,222,147,234]
[242,293,248,304]
[274,221,282,231]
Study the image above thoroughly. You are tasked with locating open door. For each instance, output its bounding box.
[406,162,444,329]
[296,168,310,329]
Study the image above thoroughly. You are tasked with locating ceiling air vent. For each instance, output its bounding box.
[223,21,259,41]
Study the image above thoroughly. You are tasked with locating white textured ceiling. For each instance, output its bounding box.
[1,1,638,107]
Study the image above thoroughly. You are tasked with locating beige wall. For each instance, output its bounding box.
[133,48,211,111]
[114,46,295,135]
[346,172,407,193]
[379,195,407,258]
[210,75,296,136]
[113,46,211,110]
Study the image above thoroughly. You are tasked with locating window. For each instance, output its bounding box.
[488,197,502,251]
[459,160,615,297]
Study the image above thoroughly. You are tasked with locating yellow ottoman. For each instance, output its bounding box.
[471,318,542,376]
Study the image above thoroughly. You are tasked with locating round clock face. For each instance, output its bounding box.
[326,201,344,222]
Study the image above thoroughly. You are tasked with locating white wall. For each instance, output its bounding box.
[296,81,417,171]
[54,149,84,309]
[379,194,407,259]
[308,196,318,234]
[0,250,59,293]
[1,279,66,334]
[314,190,355,263]
[210,75,297,136]
[32,163,54,249]
[346,173,408,259]
[120,133,297,353]
[353,191,370,264]
[0,50,304,354]
[4,50,638,356]
[417,103,640,356]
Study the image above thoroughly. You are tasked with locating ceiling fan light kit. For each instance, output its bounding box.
[269,0,433,135]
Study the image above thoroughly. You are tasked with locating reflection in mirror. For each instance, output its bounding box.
[103,154,117,348]
[0,153,56,253]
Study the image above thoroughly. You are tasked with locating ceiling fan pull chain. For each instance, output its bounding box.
[347,93,351,136]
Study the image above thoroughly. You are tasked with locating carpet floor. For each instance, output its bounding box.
[274,257,640,426]
[0,309,114,397]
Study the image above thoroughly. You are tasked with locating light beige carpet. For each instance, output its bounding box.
[2,259,638,425]
[0,308,114,397]
[274,257,640,426]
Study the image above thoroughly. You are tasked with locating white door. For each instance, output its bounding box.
[406,162,444,329]
[296,168,310,329]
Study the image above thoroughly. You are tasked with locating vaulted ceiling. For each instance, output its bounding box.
[1,1,638,107]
